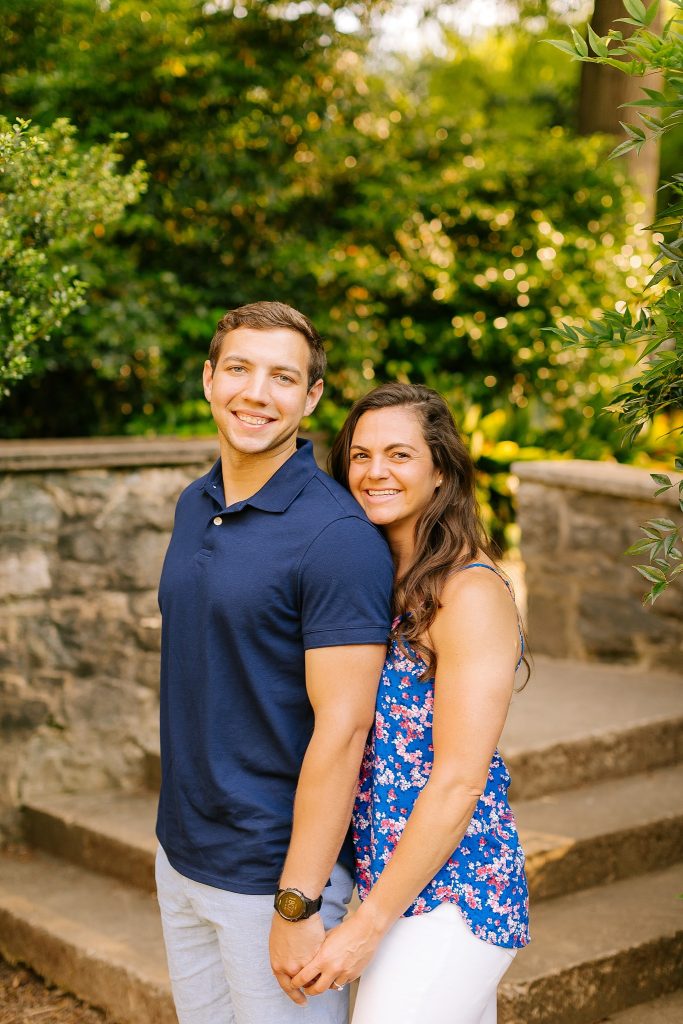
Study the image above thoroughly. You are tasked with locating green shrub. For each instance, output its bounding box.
[0,116,145,394]
[548,0,683,598]
[1,1,672,545]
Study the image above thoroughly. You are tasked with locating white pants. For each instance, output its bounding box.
[155,845,353,1024]
[352,904,516,1024]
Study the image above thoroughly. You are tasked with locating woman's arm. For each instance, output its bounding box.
[291,567,521,993]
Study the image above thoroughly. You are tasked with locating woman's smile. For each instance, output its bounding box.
[364,487,401,498]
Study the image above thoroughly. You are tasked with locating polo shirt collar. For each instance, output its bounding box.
[202,438,319,514]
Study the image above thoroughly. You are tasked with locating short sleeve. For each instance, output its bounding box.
[298,516,394,650]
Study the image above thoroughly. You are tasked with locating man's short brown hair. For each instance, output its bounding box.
[209,301,326,388]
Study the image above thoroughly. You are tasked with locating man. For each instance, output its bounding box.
[155,301,393,1024]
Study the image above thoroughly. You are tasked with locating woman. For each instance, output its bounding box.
[291,382,529,1024]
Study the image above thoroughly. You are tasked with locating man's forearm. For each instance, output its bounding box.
[278,722,369,895]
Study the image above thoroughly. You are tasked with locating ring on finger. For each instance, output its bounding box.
[332,982,345,991]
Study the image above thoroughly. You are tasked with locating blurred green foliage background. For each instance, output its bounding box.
[1,0,680,544]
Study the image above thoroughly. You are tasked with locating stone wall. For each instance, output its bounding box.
[1,435,335,842]
[513,459,683,672]
[2,443,680,840]
[0,438,220,840]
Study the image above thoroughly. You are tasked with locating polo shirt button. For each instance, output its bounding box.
[213,516,223,526]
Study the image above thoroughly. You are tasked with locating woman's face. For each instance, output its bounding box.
[348,406,442,534]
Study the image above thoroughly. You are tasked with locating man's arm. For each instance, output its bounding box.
[269,642,386,1005]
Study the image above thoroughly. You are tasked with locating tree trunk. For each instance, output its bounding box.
[578,0,662,220]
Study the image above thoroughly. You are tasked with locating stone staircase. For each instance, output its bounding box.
[0,654,681,1024]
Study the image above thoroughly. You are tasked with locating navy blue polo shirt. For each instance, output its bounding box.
[156,439,394,894]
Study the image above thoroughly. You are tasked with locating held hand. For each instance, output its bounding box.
[269,912,325,1005]
[291,908,384,996]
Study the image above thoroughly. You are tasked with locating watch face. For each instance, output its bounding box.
[278,890,306,920]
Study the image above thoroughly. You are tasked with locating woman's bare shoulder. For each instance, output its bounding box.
[440,557,510,601]
[434,558,518,638]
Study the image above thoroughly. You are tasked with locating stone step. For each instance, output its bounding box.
[518,763,683,901]
[498,862,683,1024]
[140,657,683,801]
[595,989,683,1022]
[501,655,683,799]
[0,848,175,1024]
[1,850,681,1024]
[23,760,683,905]
[23,791,158,891]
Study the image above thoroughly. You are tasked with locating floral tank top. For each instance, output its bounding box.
[353,563,530,949]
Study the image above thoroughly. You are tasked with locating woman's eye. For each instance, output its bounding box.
[351,452,368,461]
[392,451,410,460]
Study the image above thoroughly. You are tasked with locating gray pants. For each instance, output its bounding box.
[156,845,353,1024]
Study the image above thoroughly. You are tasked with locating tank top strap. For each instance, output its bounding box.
[459,561,513,593]
[456,562,525,667]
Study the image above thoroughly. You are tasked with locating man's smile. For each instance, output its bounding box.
[232,411,276,426]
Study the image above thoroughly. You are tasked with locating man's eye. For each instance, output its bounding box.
[227,365,246,374]
[277,374,295,384]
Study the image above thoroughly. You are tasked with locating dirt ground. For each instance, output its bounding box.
[0,958,108,1024]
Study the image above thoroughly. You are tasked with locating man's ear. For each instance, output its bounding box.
[202,360,214,402]
[304,378,324,417]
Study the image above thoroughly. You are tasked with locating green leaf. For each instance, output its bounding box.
[638,112,664,132]
[643,0,661,25]
[634,87,669,103]
[587,24,610,57]
[610,138,638,160]
[626,0,647,19]
[636,564,668,583]
[570,27,589,57]
[642,335,668,358]
[647,263,676,287]
[545,39,582,57]
[625,538,657,554]
[651,473,672,486]
[664,533,682,557]
[646,580,668,603]
[648,518,677,530]
[620,121,647,140]
[615,17,647,29]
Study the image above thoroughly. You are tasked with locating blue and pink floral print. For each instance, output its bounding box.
[353,572,530,949]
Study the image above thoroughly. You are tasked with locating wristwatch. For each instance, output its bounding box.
[274,887,322,922]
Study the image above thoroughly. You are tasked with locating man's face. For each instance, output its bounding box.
[203,327,323,459]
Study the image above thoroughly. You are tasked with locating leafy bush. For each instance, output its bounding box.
[0,116,145,395]
[1,1,674,545]
[0,0,383,434]
[548,0,683,598]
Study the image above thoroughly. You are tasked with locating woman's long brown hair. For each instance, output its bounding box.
[329,382,516,679]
